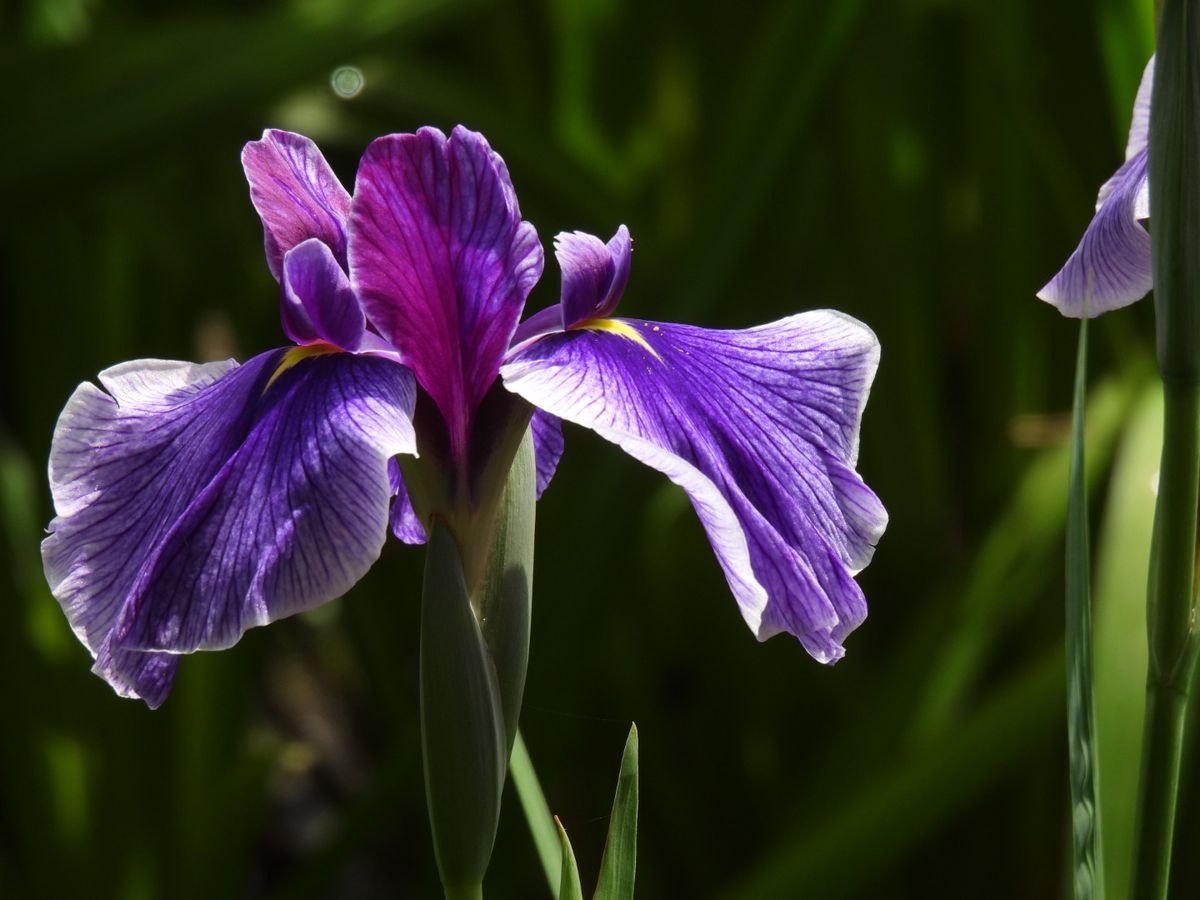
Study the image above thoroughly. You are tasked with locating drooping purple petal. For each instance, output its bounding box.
[557,226,632,326]
[501,312,887,661]
[282,239,367,350]
[531,409,564,498]
[242,129,352,279]
[43,351,416,705]
[349,126,544,457]
[389,458,427,544]
[1037,149,1151,317]
[1039,56,1155,317]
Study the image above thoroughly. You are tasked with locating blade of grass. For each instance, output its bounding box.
[511,730,561,895]
[593,724,639,900]
[555,818,584,900]
[1065,317,1105,900]
[1094,384,1160,899]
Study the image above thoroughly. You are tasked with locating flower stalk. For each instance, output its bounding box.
[419,428,537,898]
[1134,0,1200,895]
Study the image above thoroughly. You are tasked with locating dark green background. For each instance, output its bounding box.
[0,0,1178,897]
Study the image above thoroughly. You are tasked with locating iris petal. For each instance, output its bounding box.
[281,238,367,350]
[43,351,416,705]
[349,126,544,457]
[242,129,352,279]
[1038,149,1151,317]
[531,409,564,498]
[501,312,886,661]
[556,226,631,326]
[1039,56,1155,317]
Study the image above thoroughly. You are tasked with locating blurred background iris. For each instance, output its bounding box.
[0,0,1179,897]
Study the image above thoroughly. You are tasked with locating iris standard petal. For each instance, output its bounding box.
[242,129,352,279]
[349,125,544,457]
[556,226,631,326]
[282,238,367,350]
[1037,149,1151,317]
[501,312,887,662]
[43,351,416,705]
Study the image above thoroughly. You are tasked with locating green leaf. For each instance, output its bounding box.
[1065,317,1104,900]
[510,731,561,894]
[594,724,639,900]
[419,520,507,892]
[556,817,584,900]
[1094,384,1160,899]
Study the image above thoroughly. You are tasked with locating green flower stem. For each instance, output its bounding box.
[1132,381,1200,899]
[1136,0,1200,895]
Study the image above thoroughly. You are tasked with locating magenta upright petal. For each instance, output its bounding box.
[43,351,416,705]
[349,126,544,456]
[242,130,352,279]
[502,312,887,661]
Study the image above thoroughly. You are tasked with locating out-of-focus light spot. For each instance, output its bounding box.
[330,66,364,99]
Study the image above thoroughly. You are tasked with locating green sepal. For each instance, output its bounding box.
[556,817,584,900]
[419,519,507,892]
[594,724,639,900]
[476,427,536,756]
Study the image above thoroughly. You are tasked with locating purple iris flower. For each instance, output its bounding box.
[1039,57,1155,316]
[42,125,887,708]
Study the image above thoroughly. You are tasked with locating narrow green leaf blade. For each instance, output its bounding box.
[594,724,639,900]
[1066,317,1104,900]
[511,730,562,894]
[1094,384,1159,899]
[556,817,585,900]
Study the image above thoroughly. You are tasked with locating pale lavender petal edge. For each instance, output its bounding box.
[1038,149,1151,317]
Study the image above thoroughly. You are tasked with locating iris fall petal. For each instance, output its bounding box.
[43,351,416,705]
[501,311,887,661]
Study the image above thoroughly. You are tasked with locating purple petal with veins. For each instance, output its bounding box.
[349,126,543,459]
[43,351,415,705]
[281,239,367,350]
[556,226,632,326]
[242,129,352,279]
[502,311,886,661]
[1039,56,1154,317]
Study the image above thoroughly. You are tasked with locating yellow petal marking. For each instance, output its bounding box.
[266,342,340,391]
[571,317,662,361]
